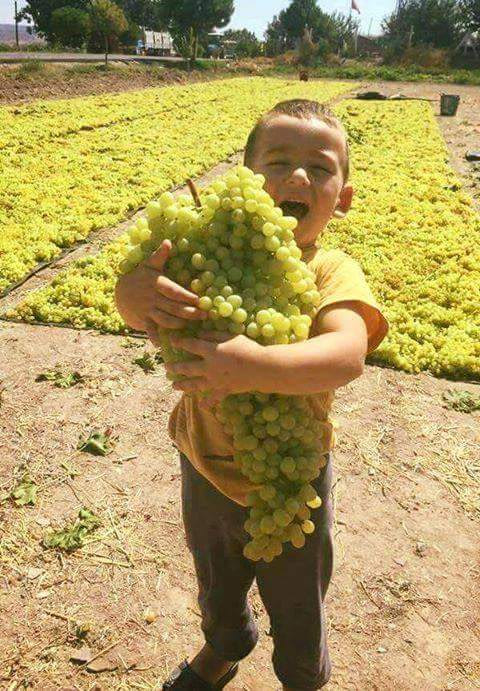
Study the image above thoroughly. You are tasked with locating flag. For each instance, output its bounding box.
[351,0,361,13]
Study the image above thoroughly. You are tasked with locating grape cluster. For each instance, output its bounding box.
[119,164,326,562]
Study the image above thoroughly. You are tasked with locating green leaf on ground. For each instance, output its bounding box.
[43,508,101,551]
[133,351,158,372]
[77,429,116,456]
[442,389,480,413]
[11,475,38,506]
[36,367,84,388]
[120,337,144,349]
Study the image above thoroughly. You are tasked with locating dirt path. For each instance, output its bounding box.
[1,325,479,690]
[1,81,479,690]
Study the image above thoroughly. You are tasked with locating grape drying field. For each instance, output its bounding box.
[0,77,350,295]
[1,77,479,691]
[5,98,480,380]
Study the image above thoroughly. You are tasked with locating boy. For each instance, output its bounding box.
[115,99,388,690]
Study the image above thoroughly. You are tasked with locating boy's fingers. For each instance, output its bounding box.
[148,308,186,330]
[200,390,228,408]
[156,275,200,306]
[144,319,162,347]
[165,360,205,377]
[173,377,209,393]
[156,294,207,321]
[196,330,233,342]
[144,239,171,272]
[169,336,213,357]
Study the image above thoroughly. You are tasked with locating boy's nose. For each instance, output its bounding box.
[287,167,310,186]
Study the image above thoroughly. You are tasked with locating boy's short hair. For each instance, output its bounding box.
[244,99,350,184]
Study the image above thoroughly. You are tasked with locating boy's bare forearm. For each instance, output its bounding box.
[253,333,365,395]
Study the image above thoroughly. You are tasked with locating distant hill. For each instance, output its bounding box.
[0,23,45,45]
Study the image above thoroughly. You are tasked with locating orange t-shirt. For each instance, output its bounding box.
[168,246,389,506]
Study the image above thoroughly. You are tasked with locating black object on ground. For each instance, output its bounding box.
[440,93,460,116]
[465,151,480,162]
[356,91,387,100]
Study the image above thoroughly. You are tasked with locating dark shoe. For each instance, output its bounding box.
[162,658,239,690]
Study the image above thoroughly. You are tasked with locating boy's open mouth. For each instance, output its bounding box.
[279,200,310,220]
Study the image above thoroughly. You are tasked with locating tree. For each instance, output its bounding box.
[222,28,261,57]
[18,0,89,41]
[264,0,358,57]
[382,0,461,50]
[50,6,90,48]
[115,0,164,31]
[89,0,128,65]
[264,14,289,56]
[459,0,480,31]
[159,0,234,63]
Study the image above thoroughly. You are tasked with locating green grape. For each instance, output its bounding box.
[301,520,315,534]
[118,164,324,565]
[227,294,243,309]
[232,308,248,324]
[296,505,311,521]
[273,508,292,527]
[260,516,276,535]
[290,524,306,549]
[218,301,234,317]
[198,296,212,311]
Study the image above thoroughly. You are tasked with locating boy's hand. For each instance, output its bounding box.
[114,239,207,344]
[164,331,264,397]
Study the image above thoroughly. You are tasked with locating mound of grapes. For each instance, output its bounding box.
[119,165,327,563]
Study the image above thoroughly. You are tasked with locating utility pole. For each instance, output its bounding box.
[14,0,19,47]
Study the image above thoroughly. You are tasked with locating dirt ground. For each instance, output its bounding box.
[0,78,479,691]
[0,61,246,105]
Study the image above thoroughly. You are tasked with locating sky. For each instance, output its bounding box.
[0,0,394,37]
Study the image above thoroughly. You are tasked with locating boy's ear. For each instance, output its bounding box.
[333,184,353,219]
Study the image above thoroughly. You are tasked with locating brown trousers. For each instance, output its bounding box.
[180,452,334,689]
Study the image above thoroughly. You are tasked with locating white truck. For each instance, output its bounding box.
[140,31,175,56]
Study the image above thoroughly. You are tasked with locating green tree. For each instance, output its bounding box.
[160,0,234,64]
[50,6,90,48]
[459,0,480,31]
[264,0,357,57]
[264,15,288,56]
[222,28,261,57]
[382,0,461,50]
[116,0,164,30]
[89,0,128,64]
[18,0,89,41]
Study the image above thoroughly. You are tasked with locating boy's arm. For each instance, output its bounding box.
[166,301,368,396]
[253,301,368,394]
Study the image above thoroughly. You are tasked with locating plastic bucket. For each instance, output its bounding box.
[440,94,460,116]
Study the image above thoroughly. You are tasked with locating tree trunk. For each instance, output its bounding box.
[193,31,198,62]
[105,35,108,67]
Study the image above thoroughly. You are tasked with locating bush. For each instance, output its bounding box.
[16,59,46,78]
[398,45,451,69]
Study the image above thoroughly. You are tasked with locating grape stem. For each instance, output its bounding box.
[186,178,202,209]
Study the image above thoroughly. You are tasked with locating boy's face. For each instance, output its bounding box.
[250,115,353,248]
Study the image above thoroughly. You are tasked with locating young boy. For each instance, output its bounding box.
[115,99,388,690]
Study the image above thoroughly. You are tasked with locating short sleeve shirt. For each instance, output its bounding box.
[168,247,389,506]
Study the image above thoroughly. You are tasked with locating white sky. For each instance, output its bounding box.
[0,0,392,37]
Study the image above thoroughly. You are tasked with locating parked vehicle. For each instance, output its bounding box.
[205,32,237,59]
[143,31,174,56]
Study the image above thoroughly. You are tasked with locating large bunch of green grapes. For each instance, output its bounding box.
[119,165,326,563]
